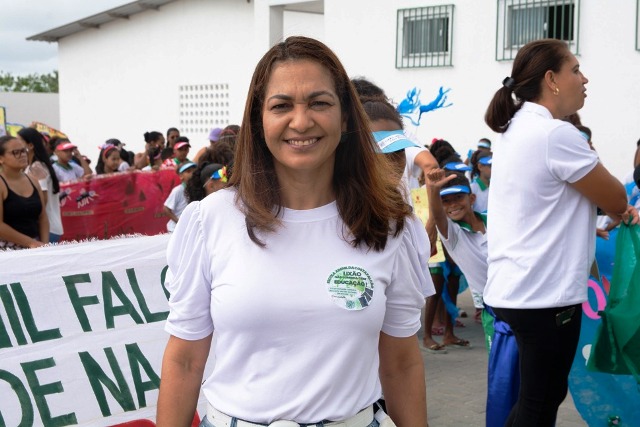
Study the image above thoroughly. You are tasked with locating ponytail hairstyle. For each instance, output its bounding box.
[485,39,570,133]
[18,127,60,194]
[143,131,163,144]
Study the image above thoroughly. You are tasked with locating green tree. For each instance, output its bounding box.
[0,71,59,93]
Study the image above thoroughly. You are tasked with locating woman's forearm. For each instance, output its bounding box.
[0,223,42,248]
[379,333,427,427]
[156,334,212,427]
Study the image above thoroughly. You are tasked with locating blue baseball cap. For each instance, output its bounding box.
[440,185,471,197]
[478,139,491,149]
[373,130,420,153]
[178,162,197,174]
[478,156,493,166]
[443,162,472,172]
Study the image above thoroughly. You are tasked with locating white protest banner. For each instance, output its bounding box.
[0,235,210,427]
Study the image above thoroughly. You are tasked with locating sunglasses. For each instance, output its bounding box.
[9,148,29,158]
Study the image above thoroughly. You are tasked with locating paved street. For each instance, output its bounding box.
[418,291,587,426]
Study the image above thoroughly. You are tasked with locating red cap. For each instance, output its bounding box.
[56,142,77,151]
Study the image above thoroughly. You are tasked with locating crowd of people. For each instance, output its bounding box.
[2,35,640,427]
[0,122,240,245]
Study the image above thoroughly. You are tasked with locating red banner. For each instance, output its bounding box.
[60,170,180,241]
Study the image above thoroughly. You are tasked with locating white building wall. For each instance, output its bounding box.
[58,0,257,157]
[55,0,640,178]
[326,0,640,180]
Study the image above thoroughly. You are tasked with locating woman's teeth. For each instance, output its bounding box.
[287,138,317,146]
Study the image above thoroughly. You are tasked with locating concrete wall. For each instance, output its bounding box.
[55,0,640,179]
[0,92,60,128]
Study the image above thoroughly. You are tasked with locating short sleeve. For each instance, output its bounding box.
[404,146,427,179]
[547,124,599,183]
[164,186,179,210]
[164,202,215,340]
[438,217,459,250]
[382,215,432,337]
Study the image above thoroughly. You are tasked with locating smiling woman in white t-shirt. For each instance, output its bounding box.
[157,37,434,427]
[484,39,638,427]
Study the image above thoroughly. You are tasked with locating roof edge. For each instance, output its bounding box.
[27,0,177,43]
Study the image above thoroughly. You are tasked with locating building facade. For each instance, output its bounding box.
[30,0,640,179]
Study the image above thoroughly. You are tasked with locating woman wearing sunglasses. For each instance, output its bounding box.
[0,135,49,250]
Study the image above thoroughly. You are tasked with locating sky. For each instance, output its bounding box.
[0,0,130,76]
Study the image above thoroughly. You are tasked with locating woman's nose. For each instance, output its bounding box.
[288,105,313,132]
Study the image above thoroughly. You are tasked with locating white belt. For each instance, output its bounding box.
[206,404,374,427]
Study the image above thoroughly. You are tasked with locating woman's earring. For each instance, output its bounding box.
[553,87,560,96]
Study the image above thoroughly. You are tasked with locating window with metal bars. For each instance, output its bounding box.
[396,5,454,68]
[496,0,580,61]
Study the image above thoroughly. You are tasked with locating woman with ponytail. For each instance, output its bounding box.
[483,39,637,426]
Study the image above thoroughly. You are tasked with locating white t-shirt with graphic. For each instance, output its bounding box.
[484,102,599,309]
[164,188,433,423]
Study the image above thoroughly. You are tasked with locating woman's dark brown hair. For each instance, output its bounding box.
[230,36,410,250]
[485,39,570,133]
[361,97,403,129]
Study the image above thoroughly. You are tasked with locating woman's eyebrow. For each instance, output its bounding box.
[267,90,336,102]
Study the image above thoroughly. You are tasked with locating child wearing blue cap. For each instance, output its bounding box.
[426,166,520,427]
[163,162,197,232]
[469,151,492,214]
[425,168,488,346]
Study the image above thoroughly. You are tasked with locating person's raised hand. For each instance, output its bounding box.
[425,168,456,190]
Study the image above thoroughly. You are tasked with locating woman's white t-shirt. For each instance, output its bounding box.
[164,189,433,423]
[484,102,599,309]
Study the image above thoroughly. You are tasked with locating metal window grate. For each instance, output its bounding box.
[396,5,455,68]
[496,0,580,61]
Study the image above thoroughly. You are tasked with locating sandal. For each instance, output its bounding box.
[444,338,472,349]
[431,326,444,336]
[455,319,465,328]
[425,343,448,354]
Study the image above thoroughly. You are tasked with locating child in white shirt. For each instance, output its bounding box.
[163,162,196,232]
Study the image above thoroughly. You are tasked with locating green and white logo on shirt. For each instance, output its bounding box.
[326,266,374,310]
